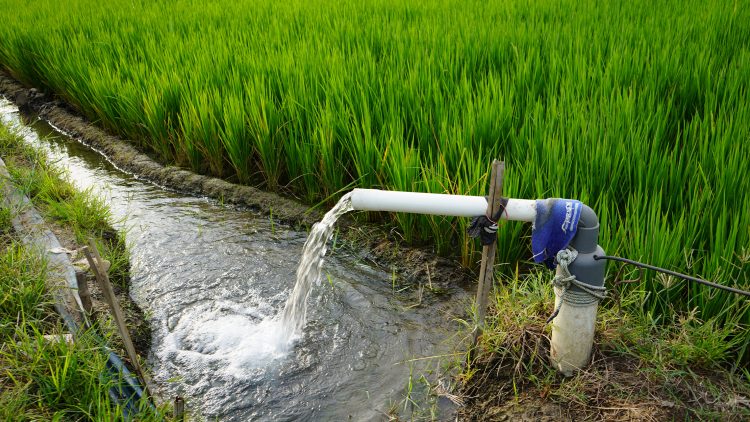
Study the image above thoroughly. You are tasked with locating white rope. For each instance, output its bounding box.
[546,248,607,323]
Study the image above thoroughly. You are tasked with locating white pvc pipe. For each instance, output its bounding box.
[350,188,536,222]
[550,287,598,376]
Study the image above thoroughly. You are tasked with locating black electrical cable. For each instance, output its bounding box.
[593,255,750,298]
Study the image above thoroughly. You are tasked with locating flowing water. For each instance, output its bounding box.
[280,193,353,344]
[0,98,471,421]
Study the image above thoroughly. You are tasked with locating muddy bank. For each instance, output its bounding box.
[0,72,471,290]
[0,74,315,225]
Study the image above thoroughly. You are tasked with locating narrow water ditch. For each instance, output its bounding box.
[0,98,471,421]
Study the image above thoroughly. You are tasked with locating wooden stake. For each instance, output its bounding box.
[472,160,504,345]
[83,240,153,400]
[174,396,185,421]
[75,269,93,319]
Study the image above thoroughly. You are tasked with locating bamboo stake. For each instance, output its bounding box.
[82,240,153,399]
[472,160,504,345]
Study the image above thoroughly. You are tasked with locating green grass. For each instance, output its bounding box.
[0,0,748,360]
[1,124,134,284]
[0,124,114,242]
[0,234,159,420]
[0,237,102,420]
[0,123,163,419]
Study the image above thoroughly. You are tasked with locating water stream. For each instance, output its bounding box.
[0,98,470,421]
[280,192,353,344]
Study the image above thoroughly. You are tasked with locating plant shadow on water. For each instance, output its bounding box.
[0,99,471,421]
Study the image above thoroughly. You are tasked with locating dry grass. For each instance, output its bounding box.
[457,271,750,421]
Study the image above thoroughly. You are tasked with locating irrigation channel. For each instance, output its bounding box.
[0,98,471,421]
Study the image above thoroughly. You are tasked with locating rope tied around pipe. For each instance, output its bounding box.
[546,248,607,323]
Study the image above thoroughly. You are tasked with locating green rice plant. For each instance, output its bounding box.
[246,86,286,190]
[220,93,252,184]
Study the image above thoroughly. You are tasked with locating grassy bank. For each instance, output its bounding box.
[0,122,161,419]
[0,0,748,360]
[460,270,750,420]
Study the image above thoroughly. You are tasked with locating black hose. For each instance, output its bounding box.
[593,255,750,298]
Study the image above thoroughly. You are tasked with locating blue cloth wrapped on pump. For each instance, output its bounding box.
[531,198,582,269]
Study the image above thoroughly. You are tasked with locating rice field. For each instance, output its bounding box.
[1,0,749,359]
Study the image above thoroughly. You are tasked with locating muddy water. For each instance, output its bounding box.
[0,99,470,421]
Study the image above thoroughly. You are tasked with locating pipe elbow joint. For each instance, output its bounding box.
[568,203,606,288]
[570,204,600,254]
[578,204,599,230]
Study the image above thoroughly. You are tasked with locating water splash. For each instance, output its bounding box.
[280,192,353,342]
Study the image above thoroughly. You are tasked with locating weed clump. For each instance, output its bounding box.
[459,272,750,420]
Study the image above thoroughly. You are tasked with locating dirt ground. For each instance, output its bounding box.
[458,324,750,421]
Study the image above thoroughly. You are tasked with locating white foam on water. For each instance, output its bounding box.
[158,300,290,380]
[143,176,356,376]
